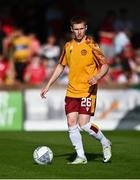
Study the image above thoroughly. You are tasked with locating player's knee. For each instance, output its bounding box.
[79,122,84,128]
[80,122,90,131]
[67,119,77,127]
[79,121,89,129]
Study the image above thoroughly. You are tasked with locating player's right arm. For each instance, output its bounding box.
[40,45,67,98]
[40,63,65,98]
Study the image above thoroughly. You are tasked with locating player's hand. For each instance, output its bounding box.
[40,86,49,99]
[88,76,99,85]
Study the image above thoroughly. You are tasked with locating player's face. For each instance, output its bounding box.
[71,23,87,41]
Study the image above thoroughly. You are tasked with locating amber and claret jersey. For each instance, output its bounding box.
[59,36,107,98]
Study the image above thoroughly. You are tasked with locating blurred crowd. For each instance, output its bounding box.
[0,7,140,87]
[98,9,140,86]
[0,25,63,86]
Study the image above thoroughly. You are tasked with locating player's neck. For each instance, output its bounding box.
[74,35,86,44]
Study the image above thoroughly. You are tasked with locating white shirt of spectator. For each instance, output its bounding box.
[38,44,60,60]
[114,32,130,55]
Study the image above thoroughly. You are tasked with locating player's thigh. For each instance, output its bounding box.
[78,114,90,127]
[67,112,79,127]
[65,97,80,115]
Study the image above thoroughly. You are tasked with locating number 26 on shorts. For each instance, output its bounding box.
[81,98,91,107]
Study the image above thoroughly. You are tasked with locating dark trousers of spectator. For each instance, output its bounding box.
[15,62,28,82]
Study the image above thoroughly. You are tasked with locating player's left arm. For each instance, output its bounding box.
[88,43,109,85]
[88,63,109,85]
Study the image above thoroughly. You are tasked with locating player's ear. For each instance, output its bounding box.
[70,26,74,32]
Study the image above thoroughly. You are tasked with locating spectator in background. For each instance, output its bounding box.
[38,34,60,79]
[112,16,133,85]
[0,54,9,84]
[28,33,41,58]
[99,10,116,61]
[117,65,139,84]
[117,46,139,84]
[9,27,31,82]
[2,24,14,59]
[38,34,60,62]
[0,54,16,85]
[24,54,46,85]
[130,49,140,80]
[114,28,131,56]
[114,8,134,37]
[42,58,57,80]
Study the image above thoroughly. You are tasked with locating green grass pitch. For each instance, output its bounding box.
[0,131,140,179]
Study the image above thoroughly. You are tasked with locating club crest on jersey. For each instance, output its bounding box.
[81,49,87,56]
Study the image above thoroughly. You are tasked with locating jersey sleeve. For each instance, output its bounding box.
[92,43,107,68]
[59,45,67,66]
